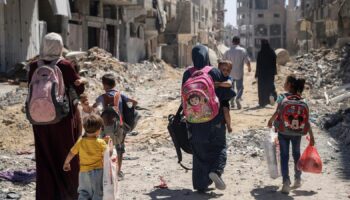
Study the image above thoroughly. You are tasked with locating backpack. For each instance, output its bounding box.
[26,59,70,125]
[275,94,310,135]
[167,105,192,170]
[182,66,219,123]
[121,100,140,132]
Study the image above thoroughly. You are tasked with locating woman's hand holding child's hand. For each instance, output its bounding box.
[63,163,71,171]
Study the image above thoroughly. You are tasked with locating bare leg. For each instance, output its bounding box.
[223,107,232,133]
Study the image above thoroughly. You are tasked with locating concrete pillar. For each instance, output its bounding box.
[0,3,5,72]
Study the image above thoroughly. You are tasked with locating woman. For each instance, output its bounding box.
[28,33,84,200]
[255,39,277,107]
[182,45,232,192]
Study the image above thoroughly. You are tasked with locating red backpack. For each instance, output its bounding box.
[276,94,310,135]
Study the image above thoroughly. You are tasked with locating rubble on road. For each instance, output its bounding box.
[321,108,350,145]
[288,43,350,92]
[275,48,290,65]
[227,129,266,157]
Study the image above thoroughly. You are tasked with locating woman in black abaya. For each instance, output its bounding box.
[256,39,277,107]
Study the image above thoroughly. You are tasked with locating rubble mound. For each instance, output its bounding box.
[289,43,350,90]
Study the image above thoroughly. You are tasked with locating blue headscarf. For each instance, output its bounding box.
[192,45,211,69]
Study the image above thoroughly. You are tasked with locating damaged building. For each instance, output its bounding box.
[237,0,287,59]
[298,0,350,52]
[0,0,173,74]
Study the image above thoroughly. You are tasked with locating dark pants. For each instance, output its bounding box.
[278,133,302,183]
[189,114,227,191]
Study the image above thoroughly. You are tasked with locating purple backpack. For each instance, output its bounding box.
[26,60,70,125]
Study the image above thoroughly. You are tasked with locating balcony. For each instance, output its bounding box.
[103,0,139,6]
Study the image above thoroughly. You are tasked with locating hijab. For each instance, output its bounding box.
[192,45,211,69]
[40,33,64,61]
[259,39,276,58]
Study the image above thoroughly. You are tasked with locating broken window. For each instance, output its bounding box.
[104,5,117,19]
[88,27,99,48]
[257,14,264,18]
[255,0,268,10]
[274,13,280,18]
[269,38,281,49]
[270,24,281,36]
[90,0,99,17]
[255,24,267,36]
[255,38,262,48]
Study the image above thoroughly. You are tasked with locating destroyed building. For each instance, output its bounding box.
[237,0,287,59]
[297,0,350,52]
[160,0,226,67]
[223,24,239,47]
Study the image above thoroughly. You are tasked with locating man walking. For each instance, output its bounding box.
[223,36,251,109]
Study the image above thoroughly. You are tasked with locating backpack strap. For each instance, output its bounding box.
[200,66,212,74]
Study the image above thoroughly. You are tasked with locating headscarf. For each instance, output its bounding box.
[259,39,275,57]
[40,33,63,61]
[192,45,210,69]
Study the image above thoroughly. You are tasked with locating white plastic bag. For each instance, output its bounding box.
[263,129,280,179]
[103,140,118,200]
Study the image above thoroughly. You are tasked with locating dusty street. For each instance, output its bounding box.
[0,62,349,200]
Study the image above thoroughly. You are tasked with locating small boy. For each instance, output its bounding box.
[93,73,138,179]
[63,114,107,200]
[215,60,235,133]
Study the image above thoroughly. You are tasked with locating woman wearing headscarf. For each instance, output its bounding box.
[255,39,277,107]
[182,45,232,192]
[28,33,84,200]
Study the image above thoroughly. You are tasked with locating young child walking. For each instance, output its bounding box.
[63,114,107,200]
[215,60,235,133]
[93,74,138,179]
[268,75,315,194]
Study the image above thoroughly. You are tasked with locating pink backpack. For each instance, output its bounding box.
[182,66,219,123]
[26,59,70,125]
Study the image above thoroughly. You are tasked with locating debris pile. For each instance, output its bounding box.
[227,129,266,157]
[288,43,350,90]
[69,47,169,94]
[0,88,27,109]
[322,108,350,145]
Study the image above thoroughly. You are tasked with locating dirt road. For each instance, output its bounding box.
[0,63,349,200]
[120,63,350,200]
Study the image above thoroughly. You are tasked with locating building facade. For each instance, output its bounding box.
[237,0,286,59]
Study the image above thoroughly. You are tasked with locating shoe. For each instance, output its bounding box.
[269,95,275,106]
[209,172,226,190]
[118,171,125,181]
[281,182,291,194]
[293,178,302,188]
[236,99,242,110]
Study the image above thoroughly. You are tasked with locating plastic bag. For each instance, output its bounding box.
[297,139,322,174]
[103,140,119,200]
[263,129,280,179]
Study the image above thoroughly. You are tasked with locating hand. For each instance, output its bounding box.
[74,79,82,86]
[104,136,111,143]
[63,163,71,171]
[267,120,273,128]
[310,136,315,146]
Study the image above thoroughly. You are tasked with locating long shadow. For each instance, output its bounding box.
[292,190,318,197]
[146,188,223,200]
[250,186,294,200]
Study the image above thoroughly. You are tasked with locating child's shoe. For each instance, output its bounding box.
[281,181,291,194]
[293,178,302,188]
[209,172,226,190]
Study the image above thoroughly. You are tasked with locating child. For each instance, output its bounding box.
[63,114,107,200]
[93,73,138,179]
[267,75,315,194]
[215,60,235,133]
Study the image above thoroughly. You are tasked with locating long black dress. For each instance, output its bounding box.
[182,45,234,191]
[256,41,277,107]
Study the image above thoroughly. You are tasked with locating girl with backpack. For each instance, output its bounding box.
[181,45,235,192]
[267,75,315,194]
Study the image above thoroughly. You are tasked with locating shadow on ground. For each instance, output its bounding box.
[251,185,318,200]
[146,188,224,200]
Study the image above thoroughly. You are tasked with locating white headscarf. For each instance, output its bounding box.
[40,33,63,61]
